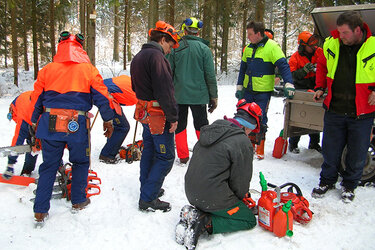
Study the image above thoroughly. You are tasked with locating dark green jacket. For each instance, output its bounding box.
[185,119,253,212]
[167,35,218,104]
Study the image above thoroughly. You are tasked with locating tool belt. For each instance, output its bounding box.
[45,107,87,133]
[134,100,166,135]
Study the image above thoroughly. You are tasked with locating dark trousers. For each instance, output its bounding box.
[140,123,175,202]
[289,133,320,147]
[8,120,38,174]
[243,91,271,125]
[100,110,130,159]
[175,104,208,134]
[34,137,90,213]
[320,111,373,189]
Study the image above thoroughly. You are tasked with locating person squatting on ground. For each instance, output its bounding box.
[31,32,114,225]
[236,21,294,160]
[167,17,218,165]
[177,99,262,250]
[99,75,137,164]
[288,31,324,154]
[2,91,39,180]
[131,21,179,212]
[312,11,375,203]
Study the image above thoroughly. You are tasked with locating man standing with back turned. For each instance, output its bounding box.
[312,11,375,203]
[167,17,218,165]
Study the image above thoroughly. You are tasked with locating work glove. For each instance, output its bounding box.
[284,83,295,99]
[208,98,218,113]
[103,120,114,138]
[235,85,244,100]
[303,62,315,73]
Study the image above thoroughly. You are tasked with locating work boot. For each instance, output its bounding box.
[72,198,91,211]
[341,187,355,203]
[99,155,119,164]
[139,198,171,212]
[175,205,195,245]
[2,165,14,180]
[311,183,335,198]
[20,169,32,177]
[179,157,190,164]
[308,143,322,153]
[184,208,212,250]
[289,144,300,154]
[255,139,265,160]
[34,212,49,228]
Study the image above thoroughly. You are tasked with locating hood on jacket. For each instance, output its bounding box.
[53,39,90,64]
[199,119,245,147]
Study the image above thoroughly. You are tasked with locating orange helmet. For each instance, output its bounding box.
[149,21,179,48]
[234,99,262,133]
[264,29,274,39]
[58,31,84,47]
[298,31,318,47]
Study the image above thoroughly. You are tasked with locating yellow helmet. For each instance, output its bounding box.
[181,17,203,34]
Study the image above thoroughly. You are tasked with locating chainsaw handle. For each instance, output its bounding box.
[267,182,303,196]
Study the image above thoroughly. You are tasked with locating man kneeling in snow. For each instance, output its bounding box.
[176,99,262,249]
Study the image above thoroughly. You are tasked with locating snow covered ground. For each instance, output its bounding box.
[0,67,375,250]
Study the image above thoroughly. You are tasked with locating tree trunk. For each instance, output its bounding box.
[282,0,288,56]
[214,0,218,74]
[113,0,119,62]
[165,0,174,26]
[4,0,8,68]
[220,0,230,74]
[202,0,212,46]
[49,0,56,58]
[22,0,29,71]
[10,0,18,86]
[148,0,159,31]
[86,0,96,65]
[123,0,129,70]
[242,0,249,51]
[255,0,264,22]
[80,0,86,45]
[32,0,38,79]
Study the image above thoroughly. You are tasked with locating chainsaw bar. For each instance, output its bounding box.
[0,145,31,157]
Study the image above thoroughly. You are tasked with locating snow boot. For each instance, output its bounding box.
[311,183,335,198]
[255,139,265,160]
[289,143,300,154]
[72,198,91,212]
[175,205,195,245]
[99,155,120,164]
[184,208,212,250]
[341,187,355,203]
[308,143,322,153]
[34,212,49,228]
[139,198,171,212]
[158,188,165,198]
[2,165,14,180]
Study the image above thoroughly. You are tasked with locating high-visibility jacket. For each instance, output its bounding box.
[237,37,293,92]
[104,75,137,106]
[315,23,375,117]
[10,91,34,146]
[31,40,114,141]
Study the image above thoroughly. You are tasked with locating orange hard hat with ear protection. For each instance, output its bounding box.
[148,21,179,48]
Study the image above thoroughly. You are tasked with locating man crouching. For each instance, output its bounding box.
[177,99,262,249]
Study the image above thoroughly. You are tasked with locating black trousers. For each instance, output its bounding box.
[176,104,208,134]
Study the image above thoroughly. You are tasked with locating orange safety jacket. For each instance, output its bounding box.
[10,91,34,146]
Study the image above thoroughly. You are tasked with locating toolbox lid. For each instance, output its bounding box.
[311,4,375,38]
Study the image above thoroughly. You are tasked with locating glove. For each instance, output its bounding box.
[29,123,37,146]
[284,83,295,99]
[208,98,218,113]
[103,120,114,138]
[303,63,315,73]
[235,90,244,99]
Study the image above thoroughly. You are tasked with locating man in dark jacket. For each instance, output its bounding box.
[167,17,218,165]
[175,100,262,249]
[131,21,179,212]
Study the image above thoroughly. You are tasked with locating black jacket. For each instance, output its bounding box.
[130,41,178,123]
[185,119,253,212]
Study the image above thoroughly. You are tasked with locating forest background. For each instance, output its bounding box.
[0,0,372,88]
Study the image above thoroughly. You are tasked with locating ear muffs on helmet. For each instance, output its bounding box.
[58,31,85,46]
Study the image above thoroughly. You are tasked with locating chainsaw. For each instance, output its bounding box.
[0,139,41,157]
